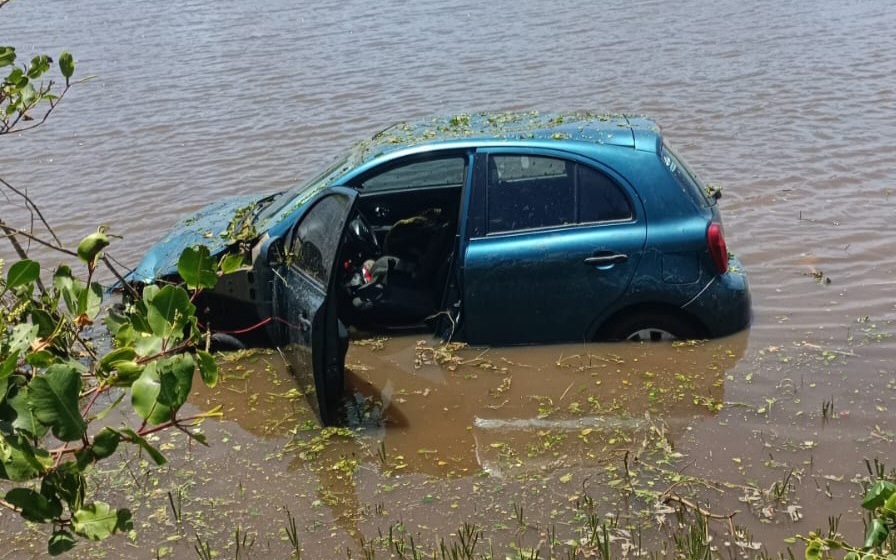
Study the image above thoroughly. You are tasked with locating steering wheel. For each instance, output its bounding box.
[348,212,380,256]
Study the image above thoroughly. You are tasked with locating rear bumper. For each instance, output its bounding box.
[683,255,752,337]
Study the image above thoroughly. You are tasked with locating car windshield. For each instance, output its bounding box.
[254,151,358,226]
[661,143,713,208]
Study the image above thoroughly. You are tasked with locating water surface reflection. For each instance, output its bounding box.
[188,333,747,542]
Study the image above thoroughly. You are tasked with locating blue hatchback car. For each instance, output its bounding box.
[130,111,751,422]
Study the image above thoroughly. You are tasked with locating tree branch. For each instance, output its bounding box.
[0,177,62,246]
[0,223,79,258]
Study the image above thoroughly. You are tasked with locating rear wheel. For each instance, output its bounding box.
[602,312,703,342]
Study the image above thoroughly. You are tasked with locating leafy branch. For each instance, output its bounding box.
[0,43,79,135]
[0,3,229,555]
[0,233,225,555]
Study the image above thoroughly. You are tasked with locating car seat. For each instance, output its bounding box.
[351,209,452,325]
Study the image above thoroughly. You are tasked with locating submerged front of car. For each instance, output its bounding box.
[127,193,273,286]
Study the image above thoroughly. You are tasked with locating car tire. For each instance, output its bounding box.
[602,312,703,342]
[209,332,246,351]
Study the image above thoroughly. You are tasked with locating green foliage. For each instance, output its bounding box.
[0,4,221,553]
[76,227,110,270]
[72,502,133,541]
[28,363,87,441]
[5,258,39,289]
[0,37,75,135]
[0,238,223,555]
[178,245,217,290]
[797,465,896,559]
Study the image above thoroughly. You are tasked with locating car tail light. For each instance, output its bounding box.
[707,222,728,274]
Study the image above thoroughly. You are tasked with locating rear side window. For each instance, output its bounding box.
[662,144,712,207]
[486,154,632,234]
[487,155,574,232]
[290,194,351,285]
[578,165,632,223]
[361,157,466,192]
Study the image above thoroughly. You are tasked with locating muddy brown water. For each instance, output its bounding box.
[2,0,896,557]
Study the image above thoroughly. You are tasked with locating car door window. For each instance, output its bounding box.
[289,194,351,285]
[487,155,575,233]
[361,157,466,192]
[577,165,633,223]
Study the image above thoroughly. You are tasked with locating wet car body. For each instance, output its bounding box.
[128,111,751,423]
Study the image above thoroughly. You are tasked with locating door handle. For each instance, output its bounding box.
[584,253,628,266]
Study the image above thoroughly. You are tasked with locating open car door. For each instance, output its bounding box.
[273,187,357,425]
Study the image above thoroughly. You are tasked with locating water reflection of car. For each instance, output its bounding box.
[128,112,752,424]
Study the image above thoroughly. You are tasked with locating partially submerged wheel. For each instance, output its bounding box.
[602,311,703,342]
[209,332,246,351]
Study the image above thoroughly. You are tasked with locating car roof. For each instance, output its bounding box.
[350,111,662,164]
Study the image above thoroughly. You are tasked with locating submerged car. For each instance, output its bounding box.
[128,111,751,423]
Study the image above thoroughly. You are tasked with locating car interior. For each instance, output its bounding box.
[335,173,464,332]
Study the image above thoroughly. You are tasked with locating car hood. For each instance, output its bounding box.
[127,193,272,284]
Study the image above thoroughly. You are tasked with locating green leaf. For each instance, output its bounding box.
[41,462,85,512]
[53,266,78,316]
[58,51,74,80]
[91,428,120,460]
[77,281,103,321]
[141,283,160,306]
[157,354,195,410]
[8,323,38,355]
[48,530,76,556]
[0,46,15,67]
[219,252,246,275]
[0,432,52,481]
[804,540,821,560]
[131,362,172,425]
[196,350,218,388]
[863,481,896,510]
[0,351,19,379]
[29,308,57,339]
[178,245,218,290]
[112,428,166,465]
[134,333,164,358]
[145,285,194,342]
[0,351,18,405]
[28,363,87,442]
[24,350,56,368]
[5,259,39,290]
[108,360,144,386]
[19,82,37,106]
[865,518,889,549]
[885,492,896,514]
[5,487,62,523]
[26,55,51,79]
[98,347,137,375]
[7,67,26,87]
[103,304,129,336]
[3,382,49,438]
[129,303,152,334]
[54,271,101,319]
[72,502,133,541]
